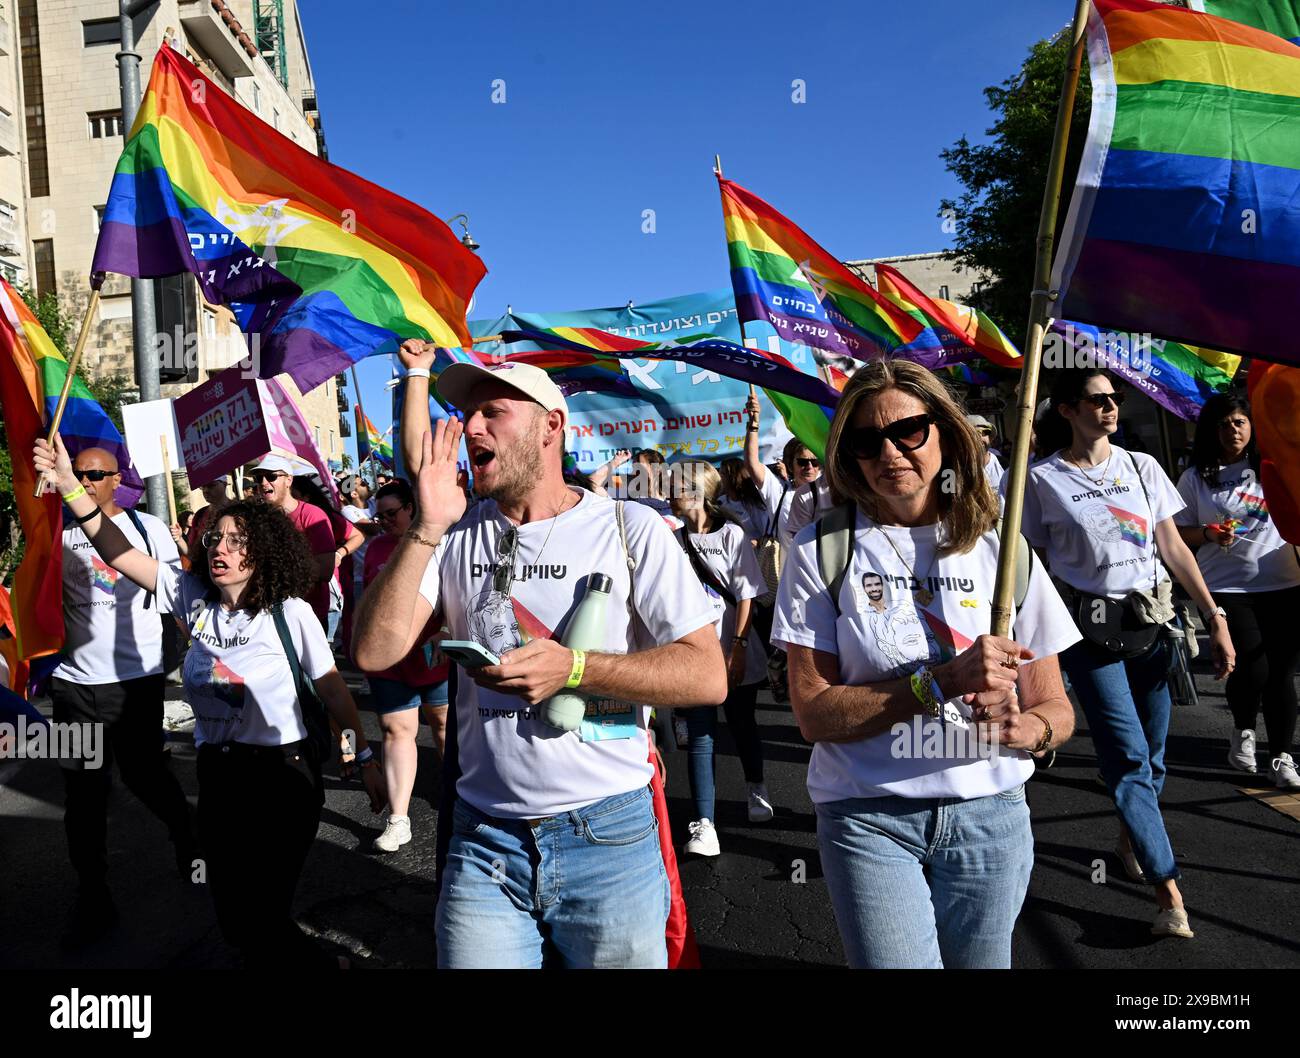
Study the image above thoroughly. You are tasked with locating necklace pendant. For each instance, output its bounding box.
[914,587,934,606]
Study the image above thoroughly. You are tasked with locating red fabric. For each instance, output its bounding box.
[284,499,336,622]
[361,533,449,686]
[1248,360,1300,545]
[649,740,700,970]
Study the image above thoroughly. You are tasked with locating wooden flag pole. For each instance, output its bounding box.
[160,434,178,527]
[34,289,101,497]
[716,155,764,437]
[990,0,1092,638]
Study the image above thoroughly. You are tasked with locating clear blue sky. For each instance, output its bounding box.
[303,0,1071,456]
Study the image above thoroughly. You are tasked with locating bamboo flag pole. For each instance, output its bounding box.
[990,0,1092,638]
[34,290,102,496]
[714,155,764,434]
[160,434,178,527]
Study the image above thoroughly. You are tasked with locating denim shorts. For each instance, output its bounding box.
[367,677,449,714]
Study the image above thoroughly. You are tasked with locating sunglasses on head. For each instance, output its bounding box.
[493,526,520,597]
[795,457,820,469]
[250,470,284,483]
[845,414,934,460]
[74,467,119,482]
[1079,391,1125,410]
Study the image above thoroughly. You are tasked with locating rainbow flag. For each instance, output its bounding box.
[1049,320,1240,420]
[1189,1,1300,44]
[718,176,974,367]
[92,46,486,395]
[1052,0,1300,362]
[0,585,31,694]
[0,280,144,507]
[1107,505,1150,547]
[355,406,393,469]
[1237,490,1269,519]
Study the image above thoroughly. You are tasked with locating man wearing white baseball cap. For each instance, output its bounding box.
[251,453,339,626]
[966,413,1005,490]
[355,340,726,969]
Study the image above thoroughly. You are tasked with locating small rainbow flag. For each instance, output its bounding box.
[1106,505,1150,547]
[92,46,486,395]
[90,557,119,596]
[718,176,976,368]
[1237,490,1269,519]
[355,406,393,469]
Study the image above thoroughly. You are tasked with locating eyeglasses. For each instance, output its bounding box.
[1079,392,1125,410]
[374,505,409,523]
[74,468,119,482]
[493,526,519,597]
[201,529,248,551]
[795,458,820,469]
[250,470,284,484]
[845,414,934,460]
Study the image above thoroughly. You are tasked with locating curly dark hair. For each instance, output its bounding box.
[189,500,317,614]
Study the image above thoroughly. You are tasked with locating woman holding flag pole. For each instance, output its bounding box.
[1022,369,1235,939]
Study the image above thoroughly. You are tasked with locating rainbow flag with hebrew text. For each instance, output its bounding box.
[91,45,485,396]
[1052,0,1300,363]
[718,176,977,368]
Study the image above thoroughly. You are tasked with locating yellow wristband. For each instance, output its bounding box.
[565,648,587,690]
[61,485,87,503]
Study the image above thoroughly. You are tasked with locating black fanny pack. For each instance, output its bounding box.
[1070,591,1160,659]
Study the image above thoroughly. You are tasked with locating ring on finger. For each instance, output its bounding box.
[1001,651,1019,669]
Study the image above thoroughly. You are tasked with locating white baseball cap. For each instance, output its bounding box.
[965,414,993,431]
[437,360,568,420]
[252,453,313,476]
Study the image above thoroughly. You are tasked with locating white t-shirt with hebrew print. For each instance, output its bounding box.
[779,477,836,551]
[1174,461,1300,594]
[417,488,716,819]
[55,510,182,685]
[155,564,336,747]
[1021,446,1184,599]
[682,519,768,686]
[771,512,1080,802]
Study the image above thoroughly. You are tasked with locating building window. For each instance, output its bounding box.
[82,18,120,46]
[314,426,321,447]
[971,280,985,295]
[93,204,106,232]
[252,82,261,113]
[272,108,280,130]
[329,430,335,452]
[938,284,949,300]
[88,110,124,139]
[33,237,54,297]
[19,0,49,197]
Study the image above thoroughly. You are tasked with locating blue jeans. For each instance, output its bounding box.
[684,683,764,821]
[1061,637,1178,882]
[816,787,1034,968]
[368,676,449,714]
[435,785,670,968]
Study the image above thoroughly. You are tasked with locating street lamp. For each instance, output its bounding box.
[447,213,479,252]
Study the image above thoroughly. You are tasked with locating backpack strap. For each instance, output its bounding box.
[815,503,856,616]
[676,526,737,608]
[765,481,790,540]
[124,507,155,609]
[270,602,308,704]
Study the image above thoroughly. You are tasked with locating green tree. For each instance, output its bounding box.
[939,29,1093,342]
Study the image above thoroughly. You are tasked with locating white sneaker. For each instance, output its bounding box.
[1228,729,1257,773]
[1270,753,1300,790]
[373,815,411,853]
[747,783,775,823]
[684,818,720,857]
[672,713,689,750]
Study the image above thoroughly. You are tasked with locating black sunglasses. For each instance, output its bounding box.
[250,469,285,483]
[1079,391,1125,409]
[493,527,519,597]
[74,468,119,482]
[845,414,934,460]
[374,504,410,523]
[796,457,820,469]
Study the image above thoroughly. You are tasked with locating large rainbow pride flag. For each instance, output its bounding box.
[92,45,486,395]
[1190,1,1300,44]
[1052,0,1300,362]
[718,176,975,368]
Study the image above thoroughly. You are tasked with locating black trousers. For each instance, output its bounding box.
[1214,586,1300,755]
[50,675,191,896]
[196,740,334,968]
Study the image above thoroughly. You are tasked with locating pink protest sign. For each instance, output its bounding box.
[262,379,340,507]
[173,366,269,487]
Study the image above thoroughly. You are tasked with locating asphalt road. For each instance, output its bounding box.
[1,646,1296,970]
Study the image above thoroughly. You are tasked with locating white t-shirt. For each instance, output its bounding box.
[156,564,335,747]
[340,503,372,597]
[1174,461,1300,594]
[720,493,772,544]
[779,477,836,551]
[984,451,1006,491]
[756,470,792,539]
[55,510,182,685]
[1021,447,1184,599]
[682,520,769,685]
[772,513,1079,801]
[417,488,715,819]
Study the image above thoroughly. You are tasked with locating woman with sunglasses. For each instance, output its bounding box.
[772,360,1079,968]
[668,460,774,855]
[1022,369,1234,939]
[34,435,385,967]
[360,479,451,852]
[1173,394,1300,788]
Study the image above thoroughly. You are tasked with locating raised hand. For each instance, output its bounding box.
[397,338,438,372]
[33,434,77,495]
[414,417,467,535]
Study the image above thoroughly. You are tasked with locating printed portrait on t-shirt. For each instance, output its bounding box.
[868,597,941,678]
[857,571,891,614]
[467,587,523,660]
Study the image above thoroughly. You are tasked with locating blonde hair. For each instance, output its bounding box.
[825,359,997,556]
[669,460,731,522]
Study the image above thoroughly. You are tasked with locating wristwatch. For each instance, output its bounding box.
[1201,605,1227,627]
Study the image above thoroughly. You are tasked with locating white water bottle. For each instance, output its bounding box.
[540,573,613,732]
